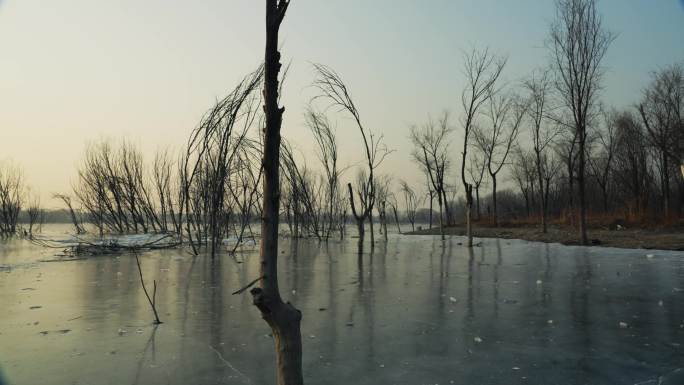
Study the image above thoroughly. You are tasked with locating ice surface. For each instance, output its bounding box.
[0,224,683,385]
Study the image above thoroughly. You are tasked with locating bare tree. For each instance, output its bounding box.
[74,140,169,235]
[474,91,526,226]
[399,180,420,232]
[0,160,24,236]
[152,148,176,233]
[53,193,85,235]
[554,124,580,223]
[459,48,507,246]
[26,193,41,237]
[227,142,263,252]
[313,63,391,248]
[638,63,684,215]
[549,0,615,244]
[510,146,538,218]
[466,149,487,221]
[183,68,263,257]
[248,2,303,385]
[281,141,323,239]
[410,111,453,240]
[523,70,560,232]
[134,252,162,325]
[386,191,402,234]
[374,174,392,241]
[305,108,345,241]
[613,111,649,216]
[588,108,618,212]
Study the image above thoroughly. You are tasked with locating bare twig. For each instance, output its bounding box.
[134,251,162,324]
[231,275,265,295]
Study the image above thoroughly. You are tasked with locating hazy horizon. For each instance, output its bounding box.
[1,0,683,207]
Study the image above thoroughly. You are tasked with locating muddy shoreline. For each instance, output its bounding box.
[406,224,684,251]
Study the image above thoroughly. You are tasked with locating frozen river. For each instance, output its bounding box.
[1,225,683,385]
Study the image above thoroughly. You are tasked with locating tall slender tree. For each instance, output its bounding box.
[249,2,304,385]
[459,48,506,247]
[638,63,684,215]
[313,64,390,248]
[549,0,615,244]
[410,112,453,240]
[473,92,526,226]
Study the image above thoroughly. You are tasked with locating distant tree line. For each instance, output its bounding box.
[3,0,682,251]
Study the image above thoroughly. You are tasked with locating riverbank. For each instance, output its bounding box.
[406,223,684,250]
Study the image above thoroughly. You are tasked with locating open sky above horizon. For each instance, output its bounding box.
[1,0,683,207]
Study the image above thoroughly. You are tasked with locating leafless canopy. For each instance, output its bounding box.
[459,47,507,245]
[0,160,24,235]
[183,67,263,257]
[410,111,453,237]
[312,63,391,246]
[549,0,615,243]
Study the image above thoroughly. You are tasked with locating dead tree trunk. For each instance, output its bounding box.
[465,184,474,247]
[428,190,434,229]
[391,204,401,234]
[249,2,303,385]
[348,183,365,242]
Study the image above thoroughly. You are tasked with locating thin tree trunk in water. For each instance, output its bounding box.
[369,213,375,247]
[442,189,452,226]
[438,195,445,241]
[428,191,433,229]
[466,203,473,247]
[536,152,546,234]
[250,2,303,385]
[475,186,481,221]
[382,214,388,241]
[578,132,588,245]
[492,176,498,227]
[347,183,364,243]
[392,206,401,234]
[465,185,473,247]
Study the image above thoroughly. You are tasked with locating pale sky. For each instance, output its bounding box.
[1,0,683,207]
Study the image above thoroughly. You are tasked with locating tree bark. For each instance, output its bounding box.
[251,2,303,385]
[491,175,498,227]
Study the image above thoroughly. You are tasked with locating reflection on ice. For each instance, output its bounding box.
[0,228,683,385]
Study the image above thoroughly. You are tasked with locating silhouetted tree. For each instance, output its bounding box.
[474,91,526,226]
[306,108,346,240]
[249,2,304,385]
[459,48,506,246]
[410,111,453,239]
[313,63,390,247]
[400,180,420,231]
[638,63,684,215]
[0,161,23,236]
[588,108,618,212]
[467,145,487,221]
[523,69,559,232]
[549,0,615,244]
